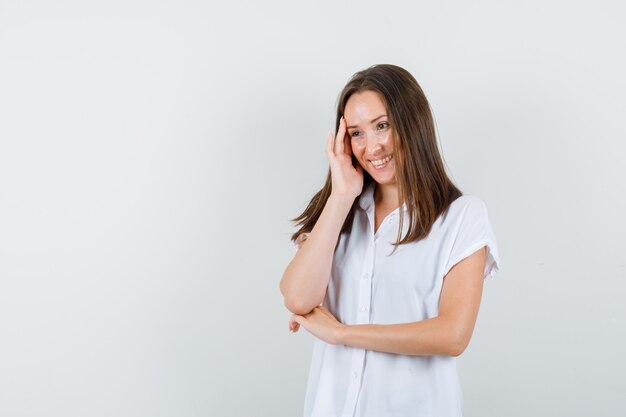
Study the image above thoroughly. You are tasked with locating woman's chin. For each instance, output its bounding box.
[368,168,396,185]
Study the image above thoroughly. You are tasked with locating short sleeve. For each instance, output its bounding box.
[442,197,500,280]
[294,232,310,251]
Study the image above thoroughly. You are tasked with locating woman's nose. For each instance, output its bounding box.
[366,136,383,153]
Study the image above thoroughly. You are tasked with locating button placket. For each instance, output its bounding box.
[341,196,377,417]
[342,349,366,417]
[357,237,374,325]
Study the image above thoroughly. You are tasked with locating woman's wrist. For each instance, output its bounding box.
[328,193,356,211]
[335,323,350,345]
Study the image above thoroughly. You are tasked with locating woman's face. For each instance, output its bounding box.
[344,90,396,186]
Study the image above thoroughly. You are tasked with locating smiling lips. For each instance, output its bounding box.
[371,154,393,169]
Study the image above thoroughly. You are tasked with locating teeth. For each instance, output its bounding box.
[372,155,393,166]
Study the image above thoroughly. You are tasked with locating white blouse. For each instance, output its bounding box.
[294,181,500,417]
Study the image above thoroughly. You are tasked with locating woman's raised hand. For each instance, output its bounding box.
[326,116,364,200]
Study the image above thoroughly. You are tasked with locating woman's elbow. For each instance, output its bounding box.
[446,332,471,357]
[283,296,316,316]
[279,275,322,314]
[447,343,466,357]
[280,280,308,314]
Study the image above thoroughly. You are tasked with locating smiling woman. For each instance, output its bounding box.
[279,64,500,417]
[345,90,397,196]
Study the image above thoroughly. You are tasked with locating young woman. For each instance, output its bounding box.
[279,64,500,417]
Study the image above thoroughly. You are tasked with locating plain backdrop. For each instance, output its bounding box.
[1,1,625,416]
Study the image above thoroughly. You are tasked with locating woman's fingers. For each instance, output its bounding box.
[326,131,334,159]
[344,131,354,157]
[335,116,346,155]
[289,314,301,333]
[324,115,363,200]
[316,306,334,319]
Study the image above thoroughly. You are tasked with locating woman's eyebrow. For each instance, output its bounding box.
[346,114,388,129]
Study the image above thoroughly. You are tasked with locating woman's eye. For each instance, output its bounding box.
[377,122,389,130]
[351,131,361,137]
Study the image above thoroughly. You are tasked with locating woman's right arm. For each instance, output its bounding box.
[279,194,354,315]
[279,116,363,315]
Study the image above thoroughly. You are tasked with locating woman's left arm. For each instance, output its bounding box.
[289,247,486,357]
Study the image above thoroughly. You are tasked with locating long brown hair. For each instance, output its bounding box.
[291,64,462,254]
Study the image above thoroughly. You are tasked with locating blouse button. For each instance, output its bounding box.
[352,372,359,379]
[359,306,367,312]
[362,273,369,279]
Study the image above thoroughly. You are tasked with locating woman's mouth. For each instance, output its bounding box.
[370,154,393,169]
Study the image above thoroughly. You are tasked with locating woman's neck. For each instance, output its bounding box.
[374,183,399,210]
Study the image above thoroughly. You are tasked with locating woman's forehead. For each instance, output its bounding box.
[344,91,387,126]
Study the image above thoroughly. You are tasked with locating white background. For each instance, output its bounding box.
[1,1,625,416]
